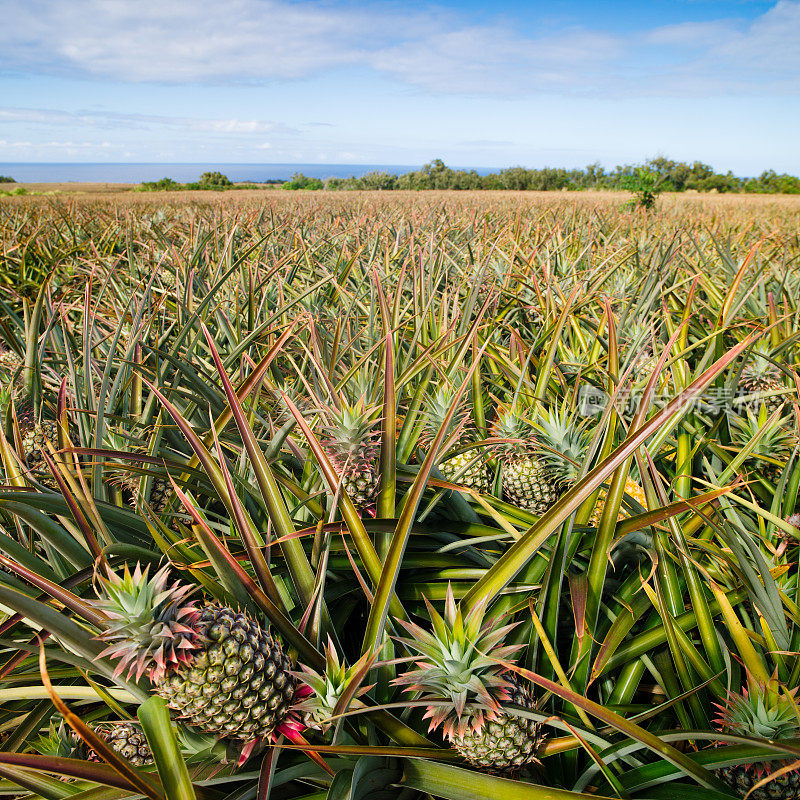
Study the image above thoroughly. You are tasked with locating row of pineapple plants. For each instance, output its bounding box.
[0,192,798,800]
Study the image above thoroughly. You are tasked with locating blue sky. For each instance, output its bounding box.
[1,0,798,173]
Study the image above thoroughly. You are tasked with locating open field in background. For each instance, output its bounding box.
[6,185,800,208]
[0,190,799,800]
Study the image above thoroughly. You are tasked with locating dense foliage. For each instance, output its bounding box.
[301,157,800,194]
[0,190,798,800]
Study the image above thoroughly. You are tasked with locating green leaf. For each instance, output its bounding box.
[138,696,197,800]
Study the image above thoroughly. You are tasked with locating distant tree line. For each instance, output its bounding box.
[0,176,16,183]
[281,157,800,194]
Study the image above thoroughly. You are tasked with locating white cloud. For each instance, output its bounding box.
[645,1,800,93]
[0,0,799,97]
[0,107,291,135]
[0,0,624,95]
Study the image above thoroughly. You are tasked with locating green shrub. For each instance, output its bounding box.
[198,171,233,188]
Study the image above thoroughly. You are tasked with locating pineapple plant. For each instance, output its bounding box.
[293,636,369,735]
[730,406,796,483]
[393,588,544,773]
[422,387,489,494]
[713,682,800,799]
[494,408,559,514]
[34,721,154,767]
[319,400,381,512]
[96,564,298,742]
[739,341,785,416]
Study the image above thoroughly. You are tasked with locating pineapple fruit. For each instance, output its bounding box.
[713,682,800,799]
[35,721,154,767]
[494,409,558,514]
[393,587,544,773]
[495,406,588,515]
[97,564,298,742]
[589,476,648,527]
[320,402,381,511]
[93,722,155,766]
[739,342,785,416]
[120,474,174,514]
[423,388,488,494]
[0,348,22,382]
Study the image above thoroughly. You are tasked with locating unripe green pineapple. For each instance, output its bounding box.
[97,564,299,742]
[121,474,174,514]
[34,721,153,767]
[423,388,488,494]
[452,677,540,772]
[503,456,559,513]
[393,586,545,774]
[713,681,800,799]
[20,418,59,473]
[320,401,380,511]
[494,408,558,514]
[92,723,155,767]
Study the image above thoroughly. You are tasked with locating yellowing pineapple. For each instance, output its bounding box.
[589,476,648,526]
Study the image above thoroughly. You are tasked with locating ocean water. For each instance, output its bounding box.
[0,162,452,184]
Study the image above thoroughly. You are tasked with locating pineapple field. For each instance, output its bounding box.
[0,188,800,800]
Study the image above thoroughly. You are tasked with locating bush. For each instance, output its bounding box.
[198,171,233,188]
[621,168,662,210]
[282,173,324,190]
[0,176,16,183]
[139,177,182,191]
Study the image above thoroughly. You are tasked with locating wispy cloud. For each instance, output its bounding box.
[645,0,800,93]
[2,0,800,96]
[0,107,293,134]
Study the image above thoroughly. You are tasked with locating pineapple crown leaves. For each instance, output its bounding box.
[530,406,591,488]
[33,722,84,759]
[729,406,796,461]
[420,387,474,451]
[391,586,523,740]
[321,398,382,465]
[741,340,781,380]
[714,678,800,741]
[292,636,374,732]
[491,405,537,459]
[95,563,201,683]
